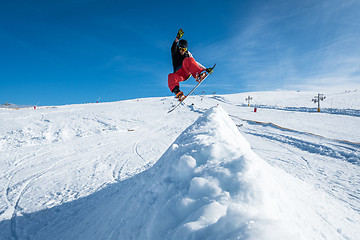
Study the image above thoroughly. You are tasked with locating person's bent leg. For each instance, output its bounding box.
[168,72,184,93]
[182,57,205,78]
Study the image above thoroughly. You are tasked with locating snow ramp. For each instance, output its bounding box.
[1,106,339,239]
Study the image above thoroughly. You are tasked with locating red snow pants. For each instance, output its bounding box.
[168,57,204,92]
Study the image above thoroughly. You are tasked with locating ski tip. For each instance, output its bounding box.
[211,63,216,72]
[208,63,216,74]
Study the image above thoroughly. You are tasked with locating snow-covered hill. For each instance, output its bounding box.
[0,90,359,239]
[0,103,32,109]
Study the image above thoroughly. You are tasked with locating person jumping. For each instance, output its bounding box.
[168,29,213,101]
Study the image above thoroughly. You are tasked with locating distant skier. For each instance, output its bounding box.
[168,29,213,101]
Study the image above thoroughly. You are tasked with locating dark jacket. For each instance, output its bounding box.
[171,40,193,72]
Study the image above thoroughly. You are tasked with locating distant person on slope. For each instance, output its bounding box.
[168,29,213,101]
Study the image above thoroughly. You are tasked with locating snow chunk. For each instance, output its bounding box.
[188,177,222,199]
[173,155,196,179]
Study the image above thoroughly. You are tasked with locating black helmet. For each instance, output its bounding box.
[178,39,188,49]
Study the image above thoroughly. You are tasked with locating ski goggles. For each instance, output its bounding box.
[179,47,187,52]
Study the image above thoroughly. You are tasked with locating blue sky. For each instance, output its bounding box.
[1,0,360,106]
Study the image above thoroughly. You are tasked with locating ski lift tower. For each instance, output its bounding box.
[245,96,253,106]
[312,93,326,112]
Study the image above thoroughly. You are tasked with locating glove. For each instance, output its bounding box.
[206,68,213,74]
[176,29,184,39]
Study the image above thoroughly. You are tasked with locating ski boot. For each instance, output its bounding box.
[196,71,207,83]
[176,91,186,101]
[196,67,214,82]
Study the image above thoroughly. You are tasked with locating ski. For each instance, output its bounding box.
[168,64,216,113]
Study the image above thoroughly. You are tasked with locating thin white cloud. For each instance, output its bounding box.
[195,0,360,92]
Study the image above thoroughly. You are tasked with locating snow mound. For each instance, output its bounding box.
[144,106,294,239]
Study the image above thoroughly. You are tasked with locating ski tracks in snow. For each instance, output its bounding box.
[5,149,78,240]
[230,115,360,214]
[134,141,146,163]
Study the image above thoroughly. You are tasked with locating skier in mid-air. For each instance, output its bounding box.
[168,29,213,101]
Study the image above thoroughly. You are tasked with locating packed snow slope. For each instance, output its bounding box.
[0,90,359,239]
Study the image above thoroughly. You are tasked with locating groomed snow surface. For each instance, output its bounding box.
[0,90,359,239]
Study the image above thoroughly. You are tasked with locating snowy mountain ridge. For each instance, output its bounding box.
[0,103,32,109]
